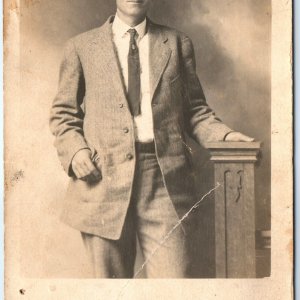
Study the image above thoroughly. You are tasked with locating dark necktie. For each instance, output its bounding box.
[127,29,141,116]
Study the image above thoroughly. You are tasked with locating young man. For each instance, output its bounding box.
[50,0,253,278]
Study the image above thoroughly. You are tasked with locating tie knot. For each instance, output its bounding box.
[128,28,138,39]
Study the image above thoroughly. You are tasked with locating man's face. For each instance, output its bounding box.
[116,0,151,20]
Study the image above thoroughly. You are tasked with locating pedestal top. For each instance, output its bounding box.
[205,142,261,150]
[205,142,261,162]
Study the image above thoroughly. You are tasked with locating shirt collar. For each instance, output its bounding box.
[113,13,147,39]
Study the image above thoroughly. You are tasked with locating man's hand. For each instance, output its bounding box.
[71,149,102,182]
[225,132,255,142]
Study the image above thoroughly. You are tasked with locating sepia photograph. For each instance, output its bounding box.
[4,0,292,299]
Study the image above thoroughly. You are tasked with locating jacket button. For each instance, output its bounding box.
[119,103,124,108]
[123,127,129,133]
[126,153,133,160]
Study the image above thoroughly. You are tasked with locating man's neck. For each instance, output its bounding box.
[116,10,146,27]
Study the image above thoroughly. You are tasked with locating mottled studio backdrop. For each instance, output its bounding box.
[15,0,271,277]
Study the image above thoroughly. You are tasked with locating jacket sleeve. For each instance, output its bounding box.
[49,39,90,176]
[181,36,234,145]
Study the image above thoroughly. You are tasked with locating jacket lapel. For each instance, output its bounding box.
[90,16,127,102]
[88,17,171,104]
[148,20,172,101]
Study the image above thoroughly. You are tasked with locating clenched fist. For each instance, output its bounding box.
[71,149,102,182]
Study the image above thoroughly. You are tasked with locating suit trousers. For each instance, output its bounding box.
[81,142,190,278]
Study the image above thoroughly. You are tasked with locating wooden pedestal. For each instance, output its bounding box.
[206,142,261,278]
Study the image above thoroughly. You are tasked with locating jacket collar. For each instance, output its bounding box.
[92,15,171,102]
[112,13,147,40]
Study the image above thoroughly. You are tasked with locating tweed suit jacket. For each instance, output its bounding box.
[50,15,232,240]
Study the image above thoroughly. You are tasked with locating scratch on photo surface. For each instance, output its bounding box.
[178,134,193,154]
[116,182,221,300]
[181,139,193,154]
[180,136,193,154]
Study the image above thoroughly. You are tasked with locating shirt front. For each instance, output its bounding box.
[112,14,154,143]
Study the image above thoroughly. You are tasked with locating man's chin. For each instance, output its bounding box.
[125,3,148,14]
[126,11,147,21]
[128,8,147,15]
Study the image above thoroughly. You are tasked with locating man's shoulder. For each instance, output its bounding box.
[66,18,110,48]
[64,18,192,49]
[149,20,190,41]
[69,26,103,46]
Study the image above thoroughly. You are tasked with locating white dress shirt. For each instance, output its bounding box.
[112,14,154,143]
